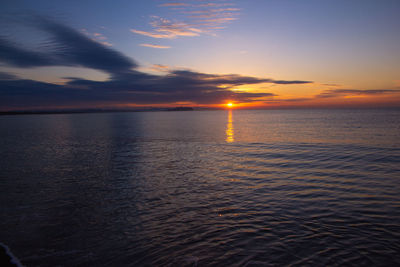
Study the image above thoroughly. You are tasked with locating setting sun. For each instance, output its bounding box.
[227,102,234,108]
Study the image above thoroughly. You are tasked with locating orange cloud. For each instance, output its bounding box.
[140,43,171,49]
[81,29,112,45]
[131,17,201,39]
[100,41,112,47]
[150,64,170,72]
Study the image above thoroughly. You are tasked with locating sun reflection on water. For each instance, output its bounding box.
[226,110,234,143]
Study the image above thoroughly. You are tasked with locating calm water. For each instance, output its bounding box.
[1,109,400,266]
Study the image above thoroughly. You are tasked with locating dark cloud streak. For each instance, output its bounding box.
[0,17,137,74]
[317,89,400,98]
[0,71,18,80]
[0,37,56,67]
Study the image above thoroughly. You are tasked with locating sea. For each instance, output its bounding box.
[1,109,399,266]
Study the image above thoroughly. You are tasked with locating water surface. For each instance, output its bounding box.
[1,109,400,266]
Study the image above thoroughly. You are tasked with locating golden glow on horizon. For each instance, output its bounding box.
[227,102,234,108]
[226,110,234,143]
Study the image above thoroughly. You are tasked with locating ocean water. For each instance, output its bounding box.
[0,109,400,266]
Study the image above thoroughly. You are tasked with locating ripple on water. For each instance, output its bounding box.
[1,111,400,266]
[106,142,400,266]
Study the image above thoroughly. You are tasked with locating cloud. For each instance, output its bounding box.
[0,71,279,108]
[271,79,311,85]
[93,33,106,40]
[140,43,171,49]
[150,64,170,72]
[99,41,113,47]
[210,8,241,12]
[160,70,311,87]
[263,89,400,104]
[316,89,400,98]
[0,17,312,110]
[0,37,57,67]
[131,17,201,39]
[0,17,135,74]
[35,17,135,73]
[322,83,341,87]
[131,1,240,39]
[82,30,113,46]
[262,98,312,104]
[0,71,18,80]
[194,17,237,24]
[130,29,174,39]
[0,67,309,109]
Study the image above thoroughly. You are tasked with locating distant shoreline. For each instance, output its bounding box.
[1,106,399,116]
[0,107,197,116]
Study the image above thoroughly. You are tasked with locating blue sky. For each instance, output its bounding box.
[1,0,400,110]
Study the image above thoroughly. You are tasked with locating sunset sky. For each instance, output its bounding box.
[1,0,400,110]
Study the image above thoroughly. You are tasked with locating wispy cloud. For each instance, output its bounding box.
[140,43,171,49]
[322,83,341,87]
[263,88,400,105]
[93,32,106,40]
[130,29,173,39]
[260,88,400,107]
[131,17,201,39]
[81,29,113,46]
[131,0,240,40]
[316,89,400,98]
[151,64,170,72]
[99,41,113,47]
[194,17,237,24]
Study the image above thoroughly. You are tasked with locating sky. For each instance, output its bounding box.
[1,0,400,110]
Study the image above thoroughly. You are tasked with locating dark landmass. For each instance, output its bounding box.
[166,107,194,111]
[0,107,197,116]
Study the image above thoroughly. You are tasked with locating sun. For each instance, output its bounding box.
[227,102,234,108]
